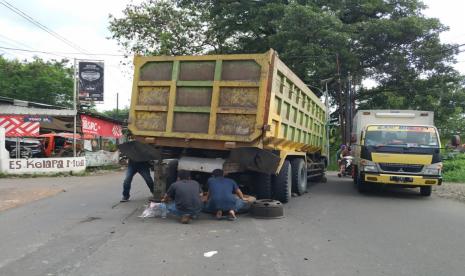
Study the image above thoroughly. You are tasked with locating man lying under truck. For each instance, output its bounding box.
[204,169,247,221]
[161,170,203,224]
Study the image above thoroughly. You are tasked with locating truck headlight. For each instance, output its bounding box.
[360,159,378,172]
[423,162,443,176]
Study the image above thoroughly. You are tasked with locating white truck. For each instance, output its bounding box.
[352,110,442,196]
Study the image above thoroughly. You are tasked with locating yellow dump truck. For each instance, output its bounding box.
[128,49,327,203]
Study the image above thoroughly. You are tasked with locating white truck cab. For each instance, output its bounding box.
[352,110,442,196]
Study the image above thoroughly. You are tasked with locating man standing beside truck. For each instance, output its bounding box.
[121,159,155,202]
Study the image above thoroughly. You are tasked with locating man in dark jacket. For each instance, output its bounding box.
[121,159,155,202]
[161,170,203,224]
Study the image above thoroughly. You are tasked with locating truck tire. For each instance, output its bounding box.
[255,172,272,199]
[291,158,307,195]
[356,169,369,194]
[166,160,178,189]
[273,160,292,203]
[420,186,432,196]
[353,166,358,187]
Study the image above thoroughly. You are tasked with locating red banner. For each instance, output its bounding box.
[0,115,40,137]
[80,115,122,138]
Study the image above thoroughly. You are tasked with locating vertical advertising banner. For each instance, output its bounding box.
[78,61,104,102]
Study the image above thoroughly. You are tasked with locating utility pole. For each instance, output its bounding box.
[319,77,334,167]
[325,81,330,167]
[116,92,119,118]
[73,58,77,157]
[336,54,345,144]
[346,74,352,145]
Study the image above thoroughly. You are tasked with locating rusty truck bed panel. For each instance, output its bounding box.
[129,50,326,154]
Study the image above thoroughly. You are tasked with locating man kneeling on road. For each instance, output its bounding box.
[161,170,203,224]
[204,169,247,221]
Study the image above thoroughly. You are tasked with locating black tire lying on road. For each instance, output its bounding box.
[291,158,307,195]
[251,199,284,219]
[273,160,292,203]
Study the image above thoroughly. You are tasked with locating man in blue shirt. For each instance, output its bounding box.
[205,169,245,220]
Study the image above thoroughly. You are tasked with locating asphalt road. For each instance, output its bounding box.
[1,172,465,276]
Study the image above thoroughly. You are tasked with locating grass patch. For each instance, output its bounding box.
[327,159,339,171]
[443,154,465,183]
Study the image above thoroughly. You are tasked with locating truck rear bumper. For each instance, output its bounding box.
[363,173,442,186]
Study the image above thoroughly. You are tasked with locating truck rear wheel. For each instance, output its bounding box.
[255,172,272,199]
[420,186,432,196]
[291,158,307,195]
[273,160,292,203]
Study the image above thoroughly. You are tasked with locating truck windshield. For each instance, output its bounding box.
[364,125,439,148]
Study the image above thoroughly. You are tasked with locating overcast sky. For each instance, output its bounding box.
[0,0,464,111]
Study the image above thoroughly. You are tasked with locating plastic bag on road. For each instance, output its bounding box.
[139,202,167,218]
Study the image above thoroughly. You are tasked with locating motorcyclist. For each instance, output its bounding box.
[337,145,351,177]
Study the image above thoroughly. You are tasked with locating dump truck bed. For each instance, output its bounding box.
[129,50,326,154]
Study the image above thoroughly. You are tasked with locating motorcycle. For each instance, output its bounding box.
[338,155,353,177]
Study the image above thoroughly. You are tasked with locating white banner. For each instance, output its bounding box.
[4,157,86,174]
[85,150,119,167]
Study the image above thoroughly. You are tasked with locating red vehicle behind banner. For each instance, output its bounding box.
[39,133,94,157]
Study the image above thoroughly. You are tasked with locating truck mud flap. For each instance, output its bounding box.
[118,141,161,162]
[228,147,280,174]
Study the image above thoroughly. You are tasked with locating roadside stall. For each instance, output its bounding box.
[80,114,123,167]
[0,97,124,174]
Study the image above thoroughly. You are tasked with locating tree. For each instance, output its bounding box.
[0,56,74,107]
[101,107,130,122]
[108,0,207,56]
[108,0,465,138]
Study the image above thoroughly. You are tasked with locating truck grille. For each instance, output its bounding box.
[379,163,423,173]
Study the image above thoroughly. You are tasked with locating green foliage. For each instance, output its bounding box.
[108,0,207,55]
[443,154,465,182]
[108,0,465,137]
[0,56,73,107]
[101,107,129,122]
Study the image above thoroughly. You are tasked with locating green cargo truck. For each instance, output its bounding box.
[129,49,328,203]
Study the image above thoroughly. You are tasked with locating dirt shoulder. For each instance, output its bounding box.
[0,170,125,212]
[434,183,465,203]
[0,187,63,211]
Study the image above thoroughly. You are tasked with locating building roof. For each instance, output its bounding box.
[0,96,124,125]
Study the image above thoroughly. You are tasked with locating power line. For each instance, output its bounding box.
[0,34,68,58]
[0,33,34,50]
[0,45,125,57]
[0,0,90,55]
[0,45,131,71]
